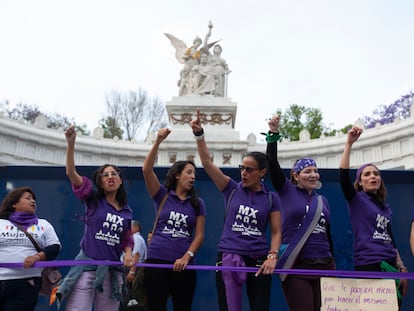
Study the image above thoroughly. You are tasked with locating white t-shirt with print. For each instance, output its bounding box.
[0,219,61,280]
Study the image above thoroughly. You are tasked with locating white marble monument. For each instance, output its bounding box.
[158,22,247,167]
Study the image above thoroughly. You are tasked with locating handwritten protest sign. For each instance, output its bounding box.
[320,277,398,311]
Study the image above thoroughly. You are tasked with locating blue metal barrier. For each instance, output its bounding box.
[0,166,413,311]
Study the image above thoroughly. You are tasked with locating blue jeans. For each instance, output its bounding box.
[0,277,41,311]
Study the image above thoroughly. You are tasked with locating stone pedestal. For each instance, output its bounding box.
[155,95,248,166]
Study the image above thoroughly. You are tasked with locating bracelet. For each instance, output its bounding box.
[186,251,195,258]
[268,249,279,254]
[267,253,278,259]
[194,134,204,141]
[193,128,204,136]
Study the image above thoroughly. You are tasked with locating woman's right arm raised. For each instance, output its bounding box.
[339,126,363,169]
[142,128,170,197]
[190,108,229,191]
[64,125,83,187]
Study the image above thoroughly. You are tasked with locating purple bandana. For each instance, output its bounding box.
[355,163,379,183]
[293,158,317,174]
[9,211,39,229]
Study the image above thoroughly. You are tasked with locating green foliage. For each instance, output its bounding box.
[74,124,90,136]
[99,116,124,139]
[279,104,332,141]
[305,108,323,139]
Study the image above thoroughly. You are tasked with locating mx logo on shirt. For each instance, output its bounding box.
[96,212,124,246]
[162,211,190,238]
[232,205,261,237]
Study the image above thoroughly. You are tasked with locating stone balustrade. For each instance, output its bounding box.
[1,110,414,170]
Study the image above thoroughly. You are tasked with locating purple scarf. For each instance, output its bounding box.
[221,253,247,311]
[9,211,39,229]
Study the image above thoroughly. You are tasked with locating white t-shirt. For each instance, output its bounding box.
[132,232,147,262]
[0,219,61,280]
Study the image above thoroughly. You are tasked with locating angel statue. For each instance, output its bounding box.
[165,21,223,96]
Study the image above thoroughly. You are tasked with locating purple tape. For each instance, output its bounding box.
[1,260,412,280]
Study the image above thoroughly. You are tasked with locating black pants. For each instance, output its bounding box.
[143,258,196,311]
[0,277,41,311]
[281,257,335,311]
[215,253,272,311]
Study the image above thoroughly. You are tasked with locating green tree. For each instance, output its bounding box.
[99,116,124,139]
[304,107,323,139]
[279,104,306,141]
[278,104,337,141]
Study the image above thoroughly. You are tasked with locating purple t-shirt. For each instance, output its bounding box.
[218,179,281,256]
[278,178,332,259]
[146,185,206,262]
[339,168,396,266]
[72,176,133,261]
[347,191,395,266]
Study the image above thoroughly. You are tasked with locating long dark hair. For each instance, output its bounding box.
[165,160,200,210]
[92,164,128,207]
[0,187,36,219]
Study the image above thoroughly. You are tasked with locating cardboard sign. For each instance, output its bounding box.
[320,277,398,311]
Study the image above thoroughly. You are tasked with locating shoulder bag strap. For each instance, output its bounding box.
[277,195,323,281]
[15,224,42,252]
[225,187,237,219]
[151,193,169,235]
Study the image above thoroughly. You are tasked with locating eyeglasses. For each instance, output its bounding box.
[100,171,120,178]
[238,165,260,173]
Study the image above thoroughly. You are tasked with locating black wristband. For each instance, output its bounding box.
[193,128,204,136]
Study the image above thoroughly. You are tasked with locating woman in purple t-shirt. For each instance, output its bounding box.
[58,125,134,311]
[190,109,282,311]
[142,127,206,311]
[265,114,335,311]
[340,126,408,303]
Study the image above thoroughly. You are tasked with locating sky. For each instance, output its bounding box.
[1,0,414,141]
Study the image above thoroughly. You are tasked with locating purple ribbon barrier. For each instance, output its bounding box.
[1,260,413,280]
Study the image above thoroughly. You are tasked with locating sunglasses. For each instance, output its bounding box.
[100,171,120,178]
[238,165,260,173]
